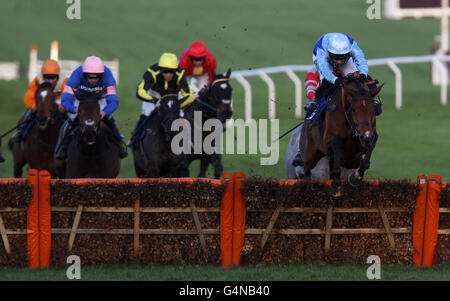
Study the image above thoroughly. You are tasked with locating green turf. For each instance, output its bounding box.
[0,0,449,181]
[0,262,449,281]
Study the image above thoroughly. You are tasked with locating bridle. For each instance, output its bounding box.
[196,77,231,113]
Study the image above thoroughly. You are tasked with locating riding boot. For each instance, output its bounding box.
[292,152,304,167]
[14,109,35,143]
[55,119,74,160]
[127,114,147,150]
[103,116,128,159]
[304,101,317,120]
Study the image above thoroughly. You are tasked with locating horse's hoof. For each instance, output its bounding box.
[348,171,363,187]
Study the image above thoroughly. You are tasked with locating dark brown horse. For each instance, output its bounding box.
[56,90,121,178]
[9,82,65,178]
[300,74,383,197]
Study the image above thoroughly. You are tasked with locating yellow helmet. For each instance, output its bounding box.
[158,53,178,69]
[41,59,60,75]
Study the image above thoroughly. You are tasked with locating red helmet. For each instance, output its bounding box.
[188,41,207,58]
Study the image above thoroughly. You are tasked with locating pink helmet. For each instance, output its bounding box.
[82,56,105,73]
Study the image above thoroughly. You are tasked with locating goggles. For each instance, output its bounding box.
[43,74,58,80]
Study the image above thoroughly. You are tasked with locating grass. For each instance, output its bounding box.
[0,262,449,281]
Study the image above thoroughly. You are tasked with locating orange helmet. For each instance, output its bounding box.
[41,59,60,75]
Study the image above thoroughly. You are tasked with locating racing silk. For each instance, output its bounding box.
[61,66,118,116]
[136,64,195,108]
[24,73,68,111]
[179,48,217,82]
[313,33,368,84]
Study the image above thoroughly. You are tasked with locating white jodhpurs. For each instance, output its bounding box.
[68,98,107,121]
[187,74,209,97]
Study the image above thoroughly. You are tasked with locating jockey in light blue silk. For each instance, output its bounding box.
[55,56,128,160]
[293,32,381,167]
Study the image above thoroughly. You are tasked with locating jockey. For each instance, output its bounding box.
[13,59,68,142]
[179,41,217,96]
[128,52,195,150]
[304,32,381,120]
[55,56,128,160]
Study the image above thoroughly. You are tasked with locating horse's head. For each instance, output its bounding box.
[202,68,233,123]
[342,74,383,148]
[35,82,57,130]
[158,92,181,142]
[75,89,104,146]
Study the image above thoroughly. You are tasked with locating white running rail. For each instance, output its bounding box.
[230,54,450,122]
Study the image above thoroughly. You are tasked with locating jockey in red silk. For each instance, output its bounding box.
[55,56,128,160]
[179,41,217,96]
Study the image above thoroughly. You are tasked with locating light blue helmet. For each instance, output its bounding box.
[327,33,352,55]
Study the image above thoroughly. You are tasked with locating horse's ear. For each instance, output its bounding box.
[225,68,231,79]
[371,83,384,97]
[211,70,217,80]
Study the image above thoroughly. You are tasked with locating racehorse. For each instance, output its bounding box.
[9,82,65,178]
[184,69,232,179]
[56,89,121,178]
[298,74,383,197]
[132,92,190,178]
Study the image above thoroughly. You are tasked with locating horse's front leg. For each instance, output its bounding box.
[350,132,378,184]
[329,136,343,197]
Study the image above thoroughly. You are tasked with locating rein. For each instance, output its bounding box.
[195,97,218,112]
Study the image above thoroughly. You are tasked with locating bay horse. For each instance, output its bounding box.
[56,90,121,178]
[299,74,383,197]
[9,82,65,178]
[184,69,232,179]
[132,92,190,178]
